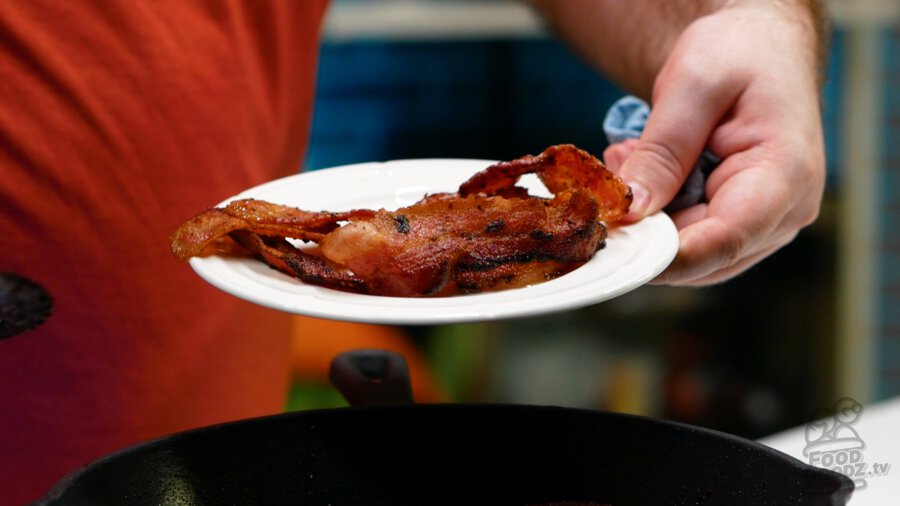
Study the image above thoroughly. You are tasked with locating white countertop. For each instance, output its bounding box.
[759,396,900,505]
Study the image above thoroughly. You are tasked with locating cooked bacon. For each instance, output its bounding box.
[319,189,606,296]
[460,144,632,222]
[170,200,374,261]
[171,144,631,297]
[230,231,368,293]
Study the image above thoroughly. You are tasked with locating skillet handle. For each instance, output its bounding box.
[800,467,855,505]
[329,349,415,407]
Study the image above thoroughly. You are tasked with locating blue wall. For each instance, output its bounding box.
[306,38,624,170]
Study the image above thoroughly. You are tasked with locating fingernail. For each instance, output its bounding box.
[627,182,650,218]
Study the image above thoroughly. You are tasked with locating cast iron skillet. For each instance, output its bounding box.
[36,350,853,506]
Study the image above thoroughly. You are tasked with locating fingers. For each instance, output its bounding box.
[606,117,821,286]
[652,157,804,285]
[602,8,826,287]
[654,239,791,286]
[603,138,639,173]
[615,45,745,220]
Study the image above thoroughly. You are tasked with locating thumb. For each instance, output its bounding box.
[617,84,736,220]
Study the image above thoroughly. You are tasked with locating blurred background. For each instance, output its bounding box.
[287,0,900,441]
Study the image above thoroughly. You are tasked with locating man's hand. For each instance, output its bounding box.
[532,1,829,285]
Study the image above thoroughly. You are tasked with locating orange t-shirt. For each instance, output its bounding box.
[0,1,327,503]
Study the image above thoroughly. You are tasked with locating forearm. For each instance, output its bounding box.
[529,0,829,99]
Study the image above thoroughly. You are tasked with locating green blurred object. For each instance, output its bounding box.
[285,380,348,412]
[425,323,492,402]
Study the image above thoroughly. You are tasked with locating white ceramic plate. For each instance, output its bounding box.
[189,159,679,325]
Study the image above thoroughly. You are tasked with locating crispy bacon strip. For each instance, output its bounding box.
[460,144,632,222]
[170,144,630,297]
[229,231,367,294]
[319,189,605,296]
[170,199,374,261]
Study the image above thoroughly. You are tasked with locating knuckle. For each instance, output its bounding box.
[719,238,745,268]
[717,223,752,268]
[634,139,687,187]
[789,161,825,228]
[799,202,821,227]
[657,51,725,99]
